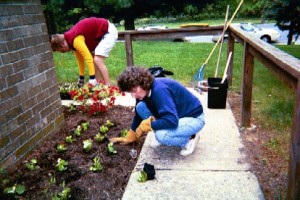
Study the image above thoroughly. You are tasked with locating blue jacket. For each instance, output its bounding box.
[131,78,203,131]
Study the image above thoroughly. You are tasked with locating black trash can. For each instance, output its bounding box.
[207,77,228,109]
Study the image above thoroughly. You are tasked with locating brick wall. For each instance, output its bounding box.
[0,0,64,170]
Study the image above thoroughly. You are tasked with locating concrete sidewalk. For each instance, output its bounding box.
[120,88,264,200]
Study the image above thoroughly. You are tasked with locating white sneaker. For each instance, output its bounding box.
[150,136,162,149]
[88,79,98,86]
[180,134,200,156]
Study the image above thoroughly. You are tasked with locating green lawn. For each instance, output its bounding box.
[53,41,299,134]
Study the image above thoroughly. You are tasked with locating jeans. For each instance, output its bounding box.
[136,101,205,147]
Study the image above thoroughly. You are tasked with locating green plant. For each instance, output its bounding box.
[89,156,103,172]
[25,158,39,171]
[57,144,67,152]
[121,129,129,138]
[105,120,114,127]
[99,125,109,134]
[67,103,76,112]
[52,181,71,200]
[107,142,117,155]
[59,82,77,95]
[49,174,56,184]
[56,158,68,172]
[94,132,106,142]
[81,122,89,131]
[3,183,25,195]
[137,171,148,183]
[74,125,82,136]
[83,139,93,152]
[65,135,76,143]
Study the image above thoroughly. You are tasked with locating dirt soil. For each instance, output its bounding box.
[0,92,288,200]
[0,105,141,200]
[228,91,288,200]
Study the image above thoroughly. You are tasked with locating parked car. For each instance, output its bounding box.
[135,24,188,42]
[136,25,168,31]
[212,23,281,43]
[240,23,280,43]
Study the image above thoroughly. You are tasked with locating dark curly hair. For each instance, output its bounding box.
[117,66,154,92]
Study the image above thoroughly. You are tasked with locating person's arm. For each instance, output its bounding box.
[73,35,95,76]
[150,90,179,130]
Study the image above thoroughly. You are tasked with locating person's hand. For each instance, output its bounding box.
[88,79,97,86]
[136,116,155,135]
[109,129,138,144]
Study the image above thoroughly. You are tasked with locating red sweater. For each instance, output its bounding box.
[64,17,109,51]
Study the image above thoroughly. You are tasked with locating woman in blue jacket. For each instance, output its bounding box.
[111,66,205,156]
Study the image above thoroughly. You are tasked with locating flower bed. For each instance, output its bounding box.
[0,83,143,199]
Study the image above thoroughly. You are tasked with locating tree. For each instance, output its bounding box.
[42,0,217,32]
[267,0,300,45]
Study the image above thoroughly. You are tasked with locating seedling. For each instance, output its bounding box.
[81,122,89,131]
[57,144,67,153]
[3,183,25,195]
[94,132,106,142]
[105,120,114,127]
[99,125,108,134]
[67,103,76,112]
[49,174,56,184]
[55,158,68,172]
[137,171,148,183]
[25,158,39,171]
[83,139,93,152]
[52,181,71,200]
[74,125,82,136]
[65,135,76,143]
[107,142,117,155]
[121,129,128,138]
[89,156,103,172]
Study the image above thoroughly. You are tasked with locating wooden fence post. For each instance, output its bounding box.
[125,34,134,66]
[287,80,300,199]
[241,42,254,127]
[227,31,235,86]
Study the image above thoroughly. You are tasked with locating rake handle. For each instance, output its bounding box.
[204,0,244,65]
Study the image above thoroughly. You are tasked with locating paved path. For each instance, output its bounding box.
[118,88,264,200]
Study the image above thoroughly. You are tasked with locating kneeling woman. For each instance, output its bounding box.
[112,66,205,156]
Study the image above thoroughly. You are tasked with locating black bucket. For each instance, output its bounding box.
[207,77,228,109]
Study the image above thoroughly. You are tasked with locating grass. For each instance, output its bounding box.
[53,40,299,141]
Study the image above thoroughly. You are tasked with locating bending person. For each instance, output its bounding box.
[50,17,118,86]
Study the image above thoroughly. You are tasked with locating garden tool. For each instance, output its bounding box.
[221,52,232,83]
[215,5,230,78]
[109,129,138,144]
[192,0,243,85]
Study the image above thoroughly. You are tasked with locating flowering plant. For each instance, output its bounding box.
[69,82,124,115]
[59,82,78,100]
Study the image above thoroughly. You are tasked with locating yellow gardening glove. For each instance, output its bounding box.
[109,129,138,145]
[136,116,155,136]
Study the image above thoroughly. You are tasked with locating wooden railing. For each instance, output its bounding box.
[228,25,300,200]
[118,26,300,199]
[118,26,224,66]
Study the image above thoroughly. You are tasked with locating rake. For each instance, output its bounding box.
[192,0,243,86]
